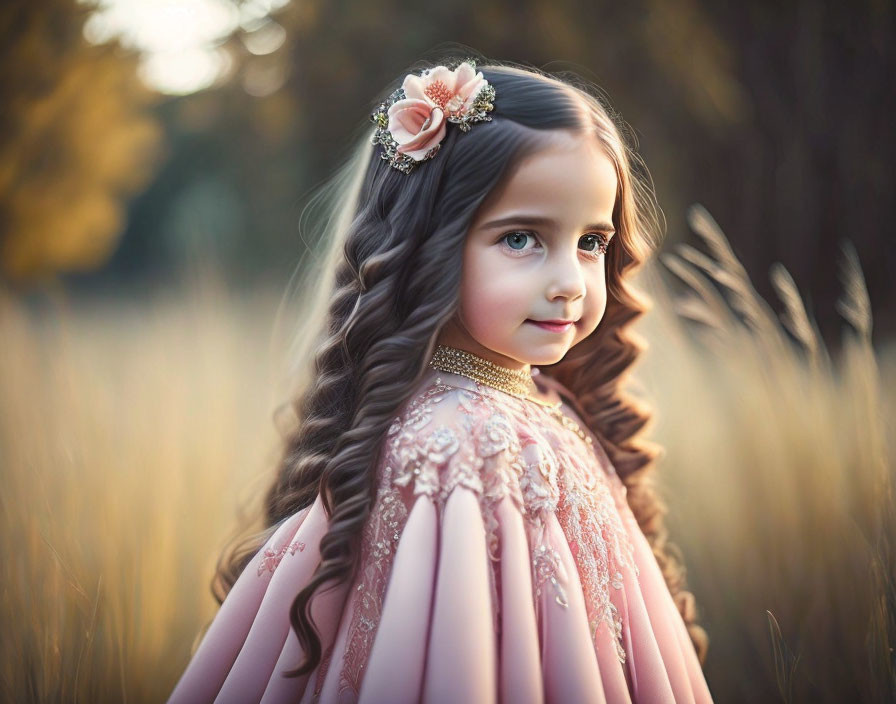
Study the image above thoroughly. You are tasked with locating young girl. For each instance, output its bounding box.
[167,57,714,703]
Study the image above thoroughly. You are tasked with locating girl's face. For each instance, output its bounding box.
[437,130,618,370]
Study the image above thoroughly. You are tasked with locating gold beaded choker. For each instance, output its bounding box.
[429,344,541,400]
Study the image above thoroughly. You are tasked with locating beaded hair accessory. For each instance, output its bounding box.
[369,58,496,174]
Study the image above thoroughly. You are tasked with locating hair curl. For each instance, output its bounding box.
[209,55,709,681]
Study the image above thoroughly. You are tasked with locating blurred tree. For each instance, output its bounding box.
[0,0,165,286]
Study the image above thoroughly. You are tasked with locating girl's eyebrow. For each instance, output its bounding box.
[480,213,615,234]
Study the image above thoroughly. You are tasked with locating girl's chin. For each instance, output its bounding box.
[512,344,570,366]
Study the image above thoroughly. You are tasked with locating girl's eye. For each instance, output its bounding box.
[500,231,611,258]
[580,233,610,256]
[502,231,535,251]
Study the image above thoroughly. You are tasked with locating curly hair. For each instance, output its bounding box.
[208,55,709,681]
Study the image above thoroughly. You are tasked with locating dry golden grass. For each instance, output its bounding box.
[0,270,289,702]
[0,207,893,702]
[636,205,895,702]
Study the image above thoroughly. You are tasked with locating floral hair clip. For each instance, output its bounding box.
[369,58,496,174]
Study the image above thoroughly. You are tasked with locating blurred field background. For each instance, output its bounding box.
[1,0,894,702]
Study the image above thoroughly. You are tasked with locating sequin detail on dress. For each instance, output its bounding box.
[333,378,640,696]
[533,544,569,607]
[256,539,306,576]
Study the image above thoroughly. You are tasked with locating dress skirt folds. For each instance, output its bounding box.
[167,367,715,703]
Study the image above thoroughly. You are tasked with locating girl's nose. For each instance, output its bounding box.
[545,250,587,301]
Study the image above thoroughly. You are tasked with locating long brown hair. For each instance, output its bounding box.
[210,55,709,678]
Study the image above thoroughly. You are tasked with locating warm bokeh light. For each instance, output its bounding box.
[80,0,290,95]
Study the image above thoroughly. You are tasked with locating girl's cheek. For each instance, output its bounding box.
[463,289,512,330]
[460,251,534,328]
[463,255,512,299]
[580,286,608,335]
[460,276,522,337]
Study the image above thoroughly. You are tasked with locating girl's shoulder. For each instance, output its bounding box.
[377,366,615,512]
[384,369,504,453]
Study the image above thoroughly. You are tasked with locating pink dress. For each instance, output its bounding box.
[167,367,714,703]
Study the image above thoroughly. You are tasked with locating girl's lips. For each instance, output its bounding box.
[527,319,574,333]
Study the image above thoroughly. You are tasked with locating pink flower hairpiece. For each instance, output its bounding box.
[369,58,496,174]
